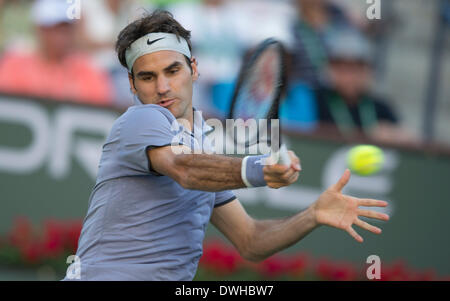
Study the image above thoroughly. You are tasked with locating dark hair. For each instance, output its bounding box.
[116,10,193,75]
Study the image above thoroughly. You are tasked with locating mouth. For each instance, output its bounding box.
[158,99,176,108]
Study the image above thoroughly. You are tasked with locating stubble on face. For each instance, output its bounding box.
[130,51,197,123]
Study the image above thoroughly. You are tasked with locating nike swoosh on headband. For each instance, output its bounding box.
[126,33,191,72]
[147,37,165,45]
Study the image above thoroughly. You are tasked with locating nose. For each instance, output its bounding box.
[156,75,170,96]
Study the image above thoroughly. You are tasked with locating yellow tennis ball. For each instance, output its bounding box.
[347,145,384,176]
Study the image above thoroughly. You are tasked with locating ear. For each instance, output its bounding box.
[128,73,137,94]
[190,57,199,82]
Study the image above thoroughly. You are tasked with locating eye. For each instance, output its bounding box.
[142,75,154,81]
[169,68,179,74]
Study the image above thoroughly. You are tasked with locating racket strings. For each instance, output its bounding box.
[229,39,287,155]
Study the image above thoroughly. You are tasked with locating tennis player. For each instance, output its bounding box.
[64,10,389,281]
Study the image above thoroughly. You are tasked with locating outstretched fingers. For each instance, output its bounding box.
[354,218,382,234]
[332,169,351,192]
[357,209,390,221]
[347,226,363,243]
[358,198,389,208]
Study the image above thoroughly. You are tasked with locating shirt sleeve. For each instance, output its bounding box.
[118,106,182,176]
[214,190,237,208]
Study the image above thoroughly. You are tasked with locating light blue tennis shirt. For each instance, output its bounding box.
[65,96,236,280]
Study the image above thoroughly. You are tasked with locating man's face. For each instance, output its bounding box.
[129,50,198,120]
[37,22,75,60]
[328,59,372,103]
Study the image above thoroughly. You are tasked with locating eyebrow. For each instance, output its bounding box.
[136,61,184,78]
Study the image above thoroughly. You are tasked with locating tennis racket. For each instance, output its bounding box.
[228,38,291,165]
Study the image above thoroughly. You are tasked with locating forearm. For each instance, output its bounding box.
[244,207,319,262]
[175,154,245,191]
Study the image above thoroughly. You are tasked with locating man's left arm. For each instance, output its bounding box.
[210,169,390,262]
[210,199,318,262]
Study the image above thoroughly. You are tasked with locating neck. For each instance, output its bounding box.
[177,106,194,133]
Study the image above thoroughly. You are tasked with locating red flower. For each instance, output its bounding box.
[200,241,225,266]
[316,258,334,280]
[316,258,359,281]
[380,260,411,281]
[382,263,439,281]
[257,256,286,278]
[4,217,84,264]
[63,220,83,253]
[42,219,65,257]
[285,254,309,277]
[19,240,42,264]
[200,240,243,275]
[412,269,436,281]
[331,262,358,281]
[8,216,33,248]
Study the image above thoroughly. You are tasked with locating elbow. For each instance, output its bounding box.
[239,249,267,263]
[236,243,255,262]
[240,253,262,263]
[235,224,267,262]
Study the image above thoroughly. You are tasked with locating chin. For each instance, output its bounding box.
[171,103,189,119]
[167,106,181,118]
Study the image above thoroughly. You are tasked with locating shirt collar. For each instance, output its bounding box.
[192,107,213,136]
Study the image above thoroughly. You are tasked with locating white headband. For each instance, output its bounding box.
[125,32,191,73]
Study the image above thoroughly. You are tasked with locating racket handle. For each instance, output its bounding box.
[273,144,291,165]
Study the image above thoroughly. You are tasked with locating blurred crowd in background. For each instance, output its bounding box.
[0,0,449,146]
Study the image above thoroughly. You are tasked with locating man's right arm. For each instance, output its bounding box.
[147,145,300,192]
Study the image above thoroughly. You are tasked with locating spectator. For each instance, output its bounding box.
[316,29,416,144]
[289,0,354,88]
[0,0,114,106]
[77,0,149,108]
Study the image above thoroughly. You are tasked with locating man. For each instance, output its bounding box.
[316,29,417,144]
[66,11,389,281]
[0,0,113,105]
[77,0,148,108]
[289,0,354,87]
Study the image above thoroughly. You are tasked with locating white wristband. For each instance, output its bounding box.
[241,156,253,188]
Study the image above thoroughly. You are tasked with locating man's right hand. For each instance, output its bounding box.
[263,151,301,189]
